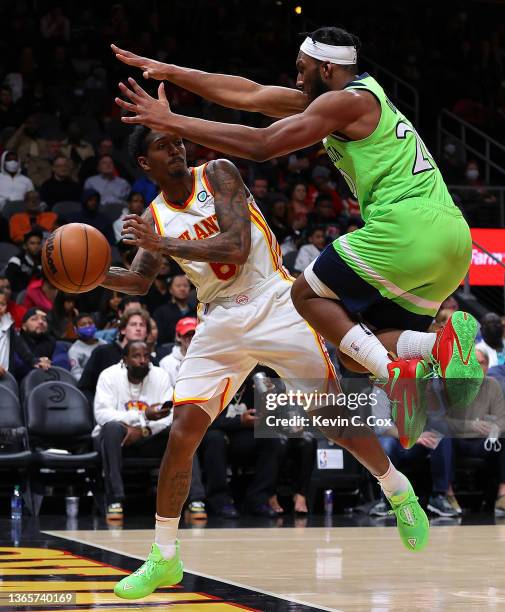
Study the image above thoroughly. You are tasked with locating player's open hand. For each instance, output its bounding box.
[122,214,162,251]
[116,78,173,131]
[111,44,169,80]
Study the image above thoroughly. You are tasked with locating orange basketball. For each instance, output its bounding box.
[42,224,111,294]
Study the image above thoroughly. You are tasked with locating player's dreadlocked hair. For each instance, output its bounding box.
[128,125,151,165]
[304,26,361,71]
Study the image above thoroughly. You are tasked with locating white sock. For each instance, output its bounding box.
[154,514,180,559]
[397,330,436,361]
[376,460,409,499]
[339,323,390,378]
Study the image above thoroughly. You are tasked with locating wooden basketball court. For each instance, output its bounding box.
[2,521,503,611]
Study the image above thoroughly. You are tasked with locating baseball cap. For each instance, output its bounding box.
[176,317,198,336]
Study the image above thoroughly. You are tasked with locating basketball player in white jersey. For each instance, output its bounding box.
[100,127,426,600]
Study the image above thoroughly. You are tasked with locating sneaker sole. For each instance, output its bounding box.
[444,312,483,406]
[427,503,459,518]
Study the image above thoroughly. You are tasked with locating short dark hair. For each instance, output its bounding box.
[118,295,143,313]
[306,26,361,71]
[122,339,148,358]
[128,126,151,165]
[76,312,94,325]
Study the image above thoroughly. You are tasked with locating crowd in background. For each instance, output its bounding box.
[0,1,504,520]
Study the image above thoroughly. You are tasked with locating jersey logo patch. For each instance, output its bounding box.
[235,294,249,305]
[197,189,209,202]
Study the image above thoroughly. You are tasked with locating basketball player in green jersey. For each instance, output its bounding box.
[113,26,481,439]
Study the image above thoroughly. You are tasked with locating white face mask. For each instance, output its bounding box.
[5,160,19,173]
[466,169,479,181]
[444,143,456,155]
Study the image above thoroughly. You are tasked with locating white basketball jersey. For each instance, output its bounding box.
[150,163,291,303]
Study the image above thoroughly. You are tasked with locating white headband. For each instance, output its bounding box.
[300,37,357,65]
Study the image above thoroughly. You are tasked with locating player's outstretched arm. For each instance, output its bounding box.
[111,44,307,118]
[121,160,251,264]
[100,208,164,295]
[116,80,368,162]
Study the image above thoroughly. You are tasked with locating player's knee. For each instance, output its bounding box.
[168,404,210,456]
[290,274,310,314]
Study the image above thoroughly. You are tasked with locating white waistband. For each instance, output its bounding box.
[210,272,287,306]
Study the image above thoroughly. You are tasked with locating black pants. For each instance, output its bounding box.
[200,428,283,511]
[453,438,505,482]
[96,421,205,504]
[280,435,317,497]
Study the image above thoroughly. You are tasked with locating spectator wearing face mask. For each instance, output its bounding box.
[454,160,497,225]
[0,151,34,210]
[476,313,505,367]
[5,229,43,293]
[68,313,106,380]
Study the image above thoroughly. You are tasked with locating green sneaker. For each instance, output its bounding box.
[382,358,432,449]
[114,542,183,599]
[387,480,429,552]
[431,310,483,407]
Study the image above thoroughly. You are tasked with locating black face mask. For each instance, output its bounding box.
[127,364,150,380]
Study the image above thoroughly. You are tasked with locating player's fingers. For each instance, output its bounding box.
[158,82,168,104]
[121,237,139,246]
[118,81,140,102]
[115,97,137,112]
[123,214,143,222]
[121,115,142,124]
[128,77,149,97]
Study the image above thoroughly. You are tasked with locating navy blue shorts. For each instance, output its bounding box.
[304,244,433,332]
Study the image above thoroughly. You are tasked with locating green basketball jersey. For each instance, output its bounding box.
[322,74,454,221]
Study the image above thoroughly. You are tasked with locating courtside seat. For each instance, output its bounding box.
[21,366,76,404]
[0,388,32,468]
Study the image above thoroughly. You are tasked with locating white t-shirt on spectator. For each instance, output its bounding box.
[159,345,184,389]
[294,244,321,273]
[476,339,505,368]
[69,338,106,380]
[0,313,12,369]
[0,173,34,210]
[93,362,173,436]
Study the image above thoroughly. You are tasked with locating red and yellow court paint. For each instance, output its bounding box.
[0,546,258,611]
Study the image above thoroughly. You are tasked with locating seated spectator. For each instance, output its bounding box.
[67,188,114,244]
[0,85,22,129]
[68,313,106,380]
[147,317,160,365]
[144,257,171,314]
[59,122,94,176]
[131,173,158,205]
[476,313,505,367]
[0,150,34,210]
[6,229,43,293]
[294,226,326,274]
[79,307,150,398]
[369,389,456,517]
[47,292,79,340]
[160,317,197,381]
[95,295,145,343]
[269,433,317,515]
[96,290,123,331]
[39,156,80,209]
[250,176,269,213]
[23,273,57,311]
[448,350,505,517]
[308,195,342,241]
[5,116,54,187]
[307,165,343,214]
[79,136,133,184]
[93,340,172,520]
[0,275,26,329]
[0,289,15,376]
[113,191,145,243]
[154,275,197,344]
[9,190,58,244]
[83,154,130,205]
[200,371,284,518]
[288,181,309,223]
[267,195,291,244]
[14,307,70,379]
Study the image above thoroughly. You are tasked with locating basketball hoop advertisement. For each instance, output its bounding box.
[469,228,505,286]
